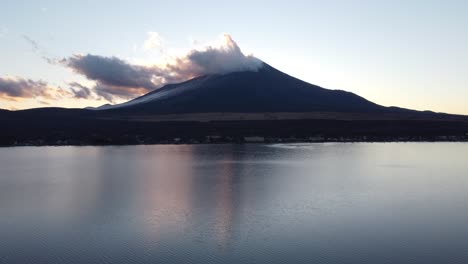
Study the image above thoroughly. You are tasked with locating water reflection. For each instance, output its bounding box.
[137,145,248,250]
[1,143,468,263]
[214,154,236,248]
[140,145,195,240]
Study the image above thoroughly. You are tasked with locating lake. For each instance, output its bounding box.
[0,143,468,263]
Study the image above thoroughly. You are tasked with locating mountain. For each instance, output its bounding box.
[102,63,389,114]
[1,62,468,146]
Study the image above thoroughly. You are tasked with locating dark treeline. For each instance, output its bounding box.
[2,111,468,146]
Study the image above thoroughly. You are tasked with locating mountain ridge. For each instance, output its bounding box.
[97,63,391,114]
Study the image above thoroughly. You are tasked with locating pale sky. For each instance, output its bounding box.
[1,0,467,114]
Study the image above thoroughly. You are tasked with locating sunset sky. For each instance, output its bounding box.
[1,0,467,114]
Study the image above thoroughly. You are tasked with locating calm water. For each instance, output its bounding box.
[1,143,468,264]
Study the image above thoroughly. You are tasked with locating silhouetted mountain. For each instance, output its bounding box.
[103,63,390,114]
[2,63,468,146]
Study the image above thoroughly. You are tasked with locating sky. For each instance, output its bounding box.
[1,0,467,114]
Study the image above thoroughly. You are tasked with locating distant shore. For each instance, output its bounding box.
[3,135,468,147]
[2,111,468,147]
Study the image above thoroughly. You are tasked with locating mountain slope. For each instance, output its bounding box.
[103,63,388,114]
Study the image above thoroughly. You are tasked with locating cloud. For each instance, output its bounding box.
[178,34,262,75]
[63,55,163,102]
[0,77,100,102]
[0,77,55,99]
[22,35,57,64]
[22,35,40,53]
[94,83,149,102]
[69,82,92,99]
[62,34,263,102]
[65,55,159,89]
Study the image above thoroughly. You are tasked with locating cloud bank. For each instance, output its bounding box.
[63,34,263,102]
[0,77,95,102]
[0,77,55,100]
[66,55,159,89]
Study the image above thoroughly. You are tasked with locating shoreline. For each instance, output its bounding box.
[3,113,468,148]
[3,136,468,148]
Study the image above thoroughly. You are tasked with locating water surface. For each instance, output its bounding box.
[1,143,468,263]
